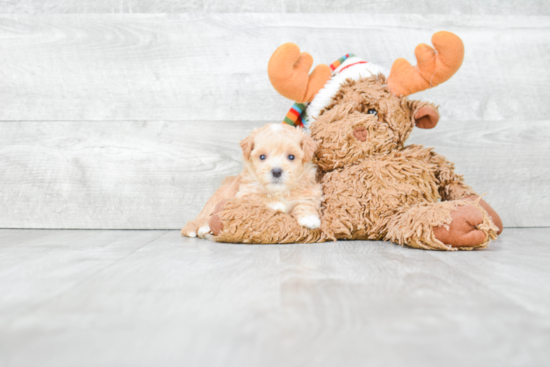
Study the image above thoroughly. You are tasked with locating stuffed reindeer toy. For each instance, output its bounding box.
[204,31,503,250]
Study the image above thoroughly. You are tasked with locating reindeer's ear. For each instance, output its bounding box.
[409,101,440,129]
[414,105,440,129]
[301,133,317,163]
[240,134,255,160]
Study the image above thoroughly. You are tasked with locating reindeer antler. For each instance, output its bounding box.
[268,43,332,102]
[387,31,464,96]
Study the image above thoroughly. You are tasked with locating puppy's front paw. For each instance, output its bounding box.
[268,201,288,213]
[298,215,321,229]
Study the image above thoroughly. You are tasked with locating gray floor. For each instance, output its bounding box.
[0,229,549,367]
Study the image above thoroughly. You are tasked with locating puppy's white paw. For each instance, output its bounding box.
[298,215,321,229]
[268,201,288,213]
[187,231,197,238]
[198,225,211,238]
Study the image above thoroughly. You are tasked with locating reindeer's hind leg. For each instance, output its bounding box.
[386,199,499,251]
[431,151,503,234]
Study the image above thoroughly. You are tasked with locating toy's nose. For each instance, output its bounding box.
[271,168,283,178]
[353,126,368,142]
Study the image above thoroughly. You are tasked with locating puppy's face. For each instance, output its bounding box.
[240,124,316,191]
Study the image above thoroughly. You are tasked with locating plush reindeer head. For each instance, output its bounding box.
[267,32,464,172]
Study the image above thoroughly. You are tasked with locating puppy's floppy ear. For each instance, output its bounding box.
[240,134,255,160]
[300,133,317,163]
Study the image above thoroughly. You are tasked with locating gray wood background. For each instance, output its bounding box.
[0,2,548,229]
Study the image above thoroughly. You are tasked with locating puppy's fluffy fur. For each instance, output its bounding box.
[182,123,323,239]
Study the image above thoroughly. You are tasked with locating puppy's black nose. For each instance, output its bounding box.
[271,168,283,178]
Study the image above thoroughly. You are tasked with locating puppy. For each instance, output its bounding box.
[182,123,323,239]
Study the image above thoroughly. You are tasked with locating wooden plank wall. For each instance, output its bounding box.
[2,1,549,14]
[0,3,548,229]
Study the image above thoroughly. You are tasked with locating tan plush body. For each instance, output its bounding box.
[182,123,322,238]
[208,75,502,250]
[201,32,503,250]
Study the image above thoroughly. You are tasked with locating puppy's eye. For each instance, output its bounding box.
[288,155,295,161]
[367,109,377,115]
[259,155,266,160]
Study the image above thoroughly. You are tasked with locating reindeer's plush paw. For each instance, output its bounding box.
[433,204,488,248]
[298,215,321,230]
[465,195,503,235]
[209,199,230,236]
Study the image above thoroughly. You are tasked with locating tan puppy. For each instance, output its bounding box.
[182,123,322,239]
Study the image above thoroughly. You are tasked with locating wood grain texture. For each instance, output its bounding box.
[0,120,256,229]
[0,14,548,121]
[0,229,167,325]
[0,119,548,229]
[0,0,548,15]
[0,228,549,366]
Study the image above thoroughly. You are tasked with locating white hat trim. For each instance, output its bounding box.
[306,57,389,125]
